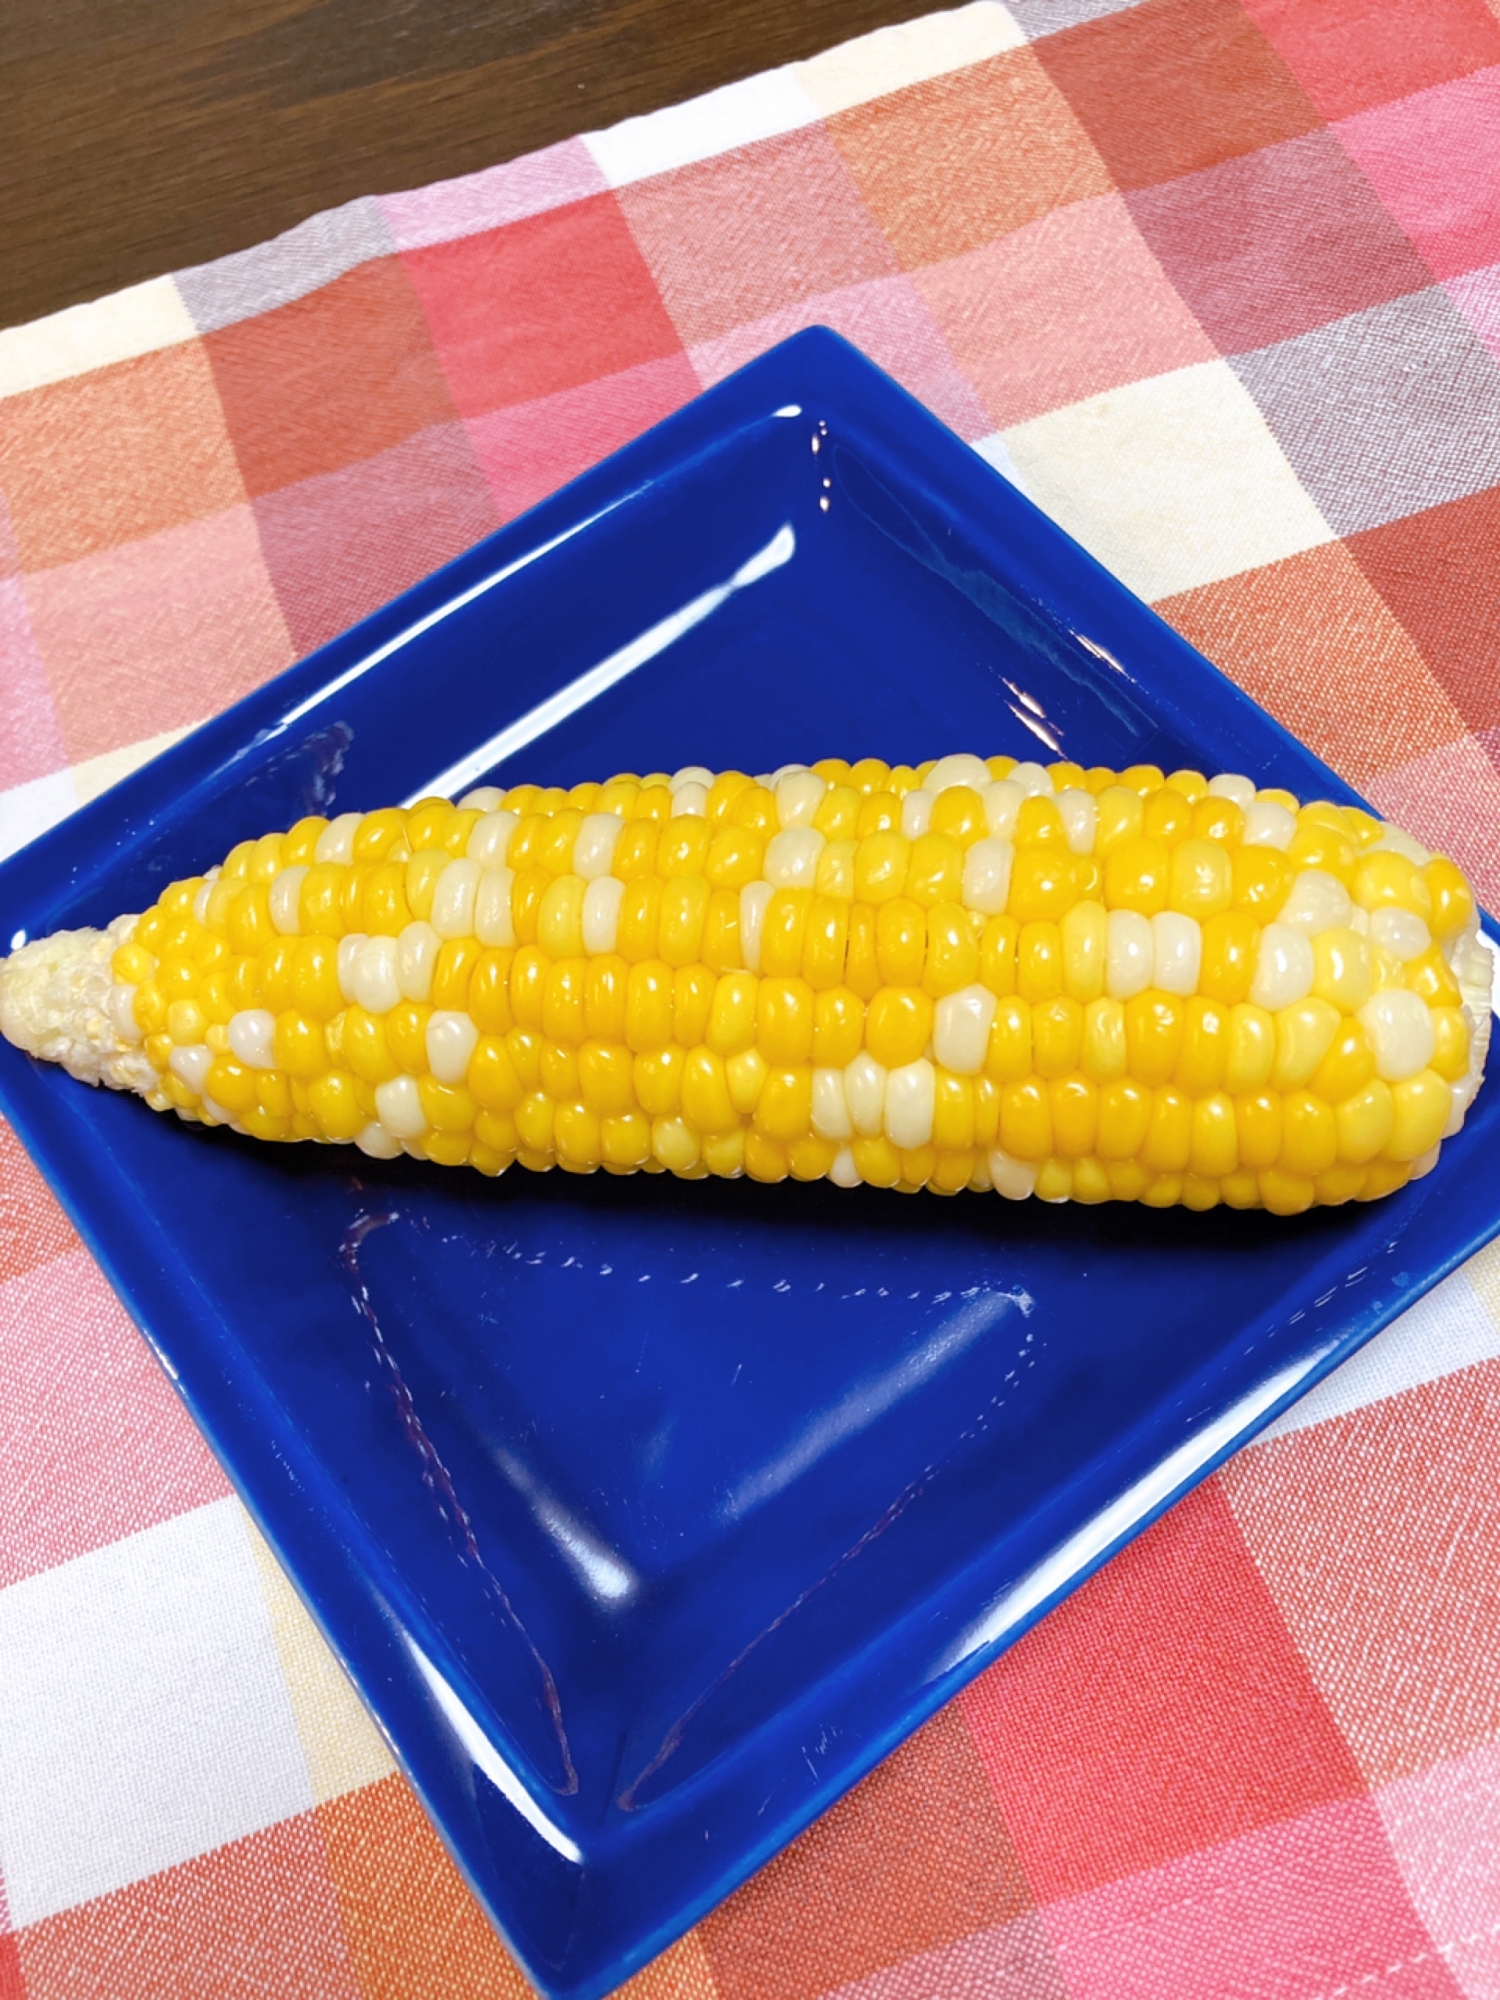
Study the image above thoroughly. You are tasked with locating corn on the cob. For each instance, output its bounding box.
[0,756,1490,1213]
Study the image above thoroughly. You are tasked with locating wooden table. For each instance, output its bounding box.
[2,0,927,331]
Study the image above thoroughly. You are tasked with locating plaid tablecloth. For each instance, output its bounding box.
[4,2,1500,1994]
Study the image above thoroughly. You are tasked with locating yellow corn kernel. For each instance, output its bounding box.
[1430,1007,1471,1083]
[634,1046,683,1116]
[923,904,979,997]
[726,1046,767,1115]
[1009,846,1077,924]
[1271,997,1341,1090]
[906,833,963,906]
[167,998,206,1046]
[583,956,628,1041]
[575,1040,632,1117]
[1174,996,1228,1094]
[1386,1069,1450,1161]
[363,860,412,935]
[701,887,742,971]
[1310,1021,1375,1103]
[625,961,673,1051]
[854,830,910,902]
[1310,927,1372,1012]
[759,978,815,1065]
[706,971,758,1055]
[705,771,751,823]
[1190,1092,1238,1177]
[761,889,811,977]
[755,1065,812,1141]
[929,786,985,844]
[613,821,660,881]
[511,867,549,944]
[342,1007,397,1084]
[1235,1091,1281,1170]
[1049,1075,1097,1158]
[1141,1086,1192,1173]
[470,1036,524,1113]
[986,996,1032,1081]
[1141,788,1192,846]
[537,876,585,957]
[701,1128,745,1177]
[1313,1163,1367,1205]
[540,1039,581,1101]
[1404,944,1462,1008]
[1231,846,1293,917]
[385,1002,429,1074]
[1103,837,1171,917]
[419,1077,477,1135]
[1223,1002,1275,1093]
[705,826,763,888]
[206,1057,257,1114]
[742,1131,787,1181]
[659,818,710,878]
[1095,786,1144,853]
[813,784,860,840]
[802,896,849,990]
[866,986,933,1069]
[1356,851,1432,922]
[616,878,661,961]
[1096,1077,1150,1159]
[1277,1086,1339,1176]
[263,1010,320,1083]
[1017,921,1064,1003]
[1335,1082,1394,1163]
[1168,838,1232,919]
[875,899,926,987]
[814,838,856,901]
[681,1048,737,1132]
[979,915,1018,996]
[597,1110,649,1169]
[1425,857,1474,940]
[1032,997,1083,1078]
[509,946,547,1029]
[731,784,778,833]
[812,987,864,1068]
[1000,1079,1051,1160]
[1034,1159,1074,1202]
[1080,996,1127,1083]
[1124,992,1182,1086]
[843,904,879,999]
[932,1071,975,1151]
[1260,1169,1316,1217]
[1061,899,1106,1003]
[659,877,709,966]
[1192,795,1245,847]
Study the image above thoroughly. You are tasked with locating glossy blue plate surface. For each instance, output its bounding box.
[2,329,1498,2000]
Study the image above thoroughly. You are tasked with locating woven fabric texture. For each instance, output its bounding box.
[3,2,1500,1994]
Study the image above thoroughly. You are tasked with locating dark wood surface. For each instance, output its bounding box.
[2,0,928,332]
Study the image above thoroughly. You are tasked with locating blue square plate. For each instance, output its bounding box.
[2,329,1497,2000]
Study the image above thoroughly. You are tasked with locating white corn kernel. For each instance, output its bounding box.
[355,1121,403,1158]
[467,810,520,866]
[337,934,367,1003]
[981,779,1024,838]
[901,789,934,839]
[776,770,828,827]
[1250,922,1315,1010]
[884,1058,936,1148]
[988,1148,1038,1200]
[1278,868,1353,936]
[1411,1143,1442,1178]
[1206,772,1257,809]
[771,762,808,786]
[227,1009,276,1069]
[1242,800,1296,849]
[1445,1084,1468,1139]
[811,1066,853,1141]
[191,872,218,924]
[314,812,362,864]
[967,1154,993,1191]
[1372,826,1431,864]
[374,1075,428,1140]
[458,786,505,812]
[1358,988,1435,1081]
[351,936,401,1013]
[765,826,825,888]
[1010,761,1052,796]
[107,985,143,1043]
[924,753,992,795]
[844,1051,887,1136]
[581,876,623,955]
[934,984,997,1074]
[1056,788,1098,855]
[168,1043,213,1093]
[962,837,1014,916]
[830,1145,861,1188]
[671,782,709,817]
[671,765,715,793]
[396,921,440,1002]
[1151,911,1202,996]
[1106,909,1154,1000]
[740,881,774,972]
[426,1010,479,1084]
[1369,907,1431,962]
[571,813,623,880]
[475,867,517,947]
[269,866,308,935]
[431,859,481,939]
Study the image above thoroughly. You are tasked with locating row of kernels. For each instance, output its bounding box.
[991,1153,1410,1212]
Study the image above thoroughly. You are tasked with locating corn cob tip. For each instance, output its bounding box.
[0,918,157,1094]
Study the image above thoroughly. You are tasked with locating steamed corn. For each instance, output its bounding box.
[0,755,1490,1214]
